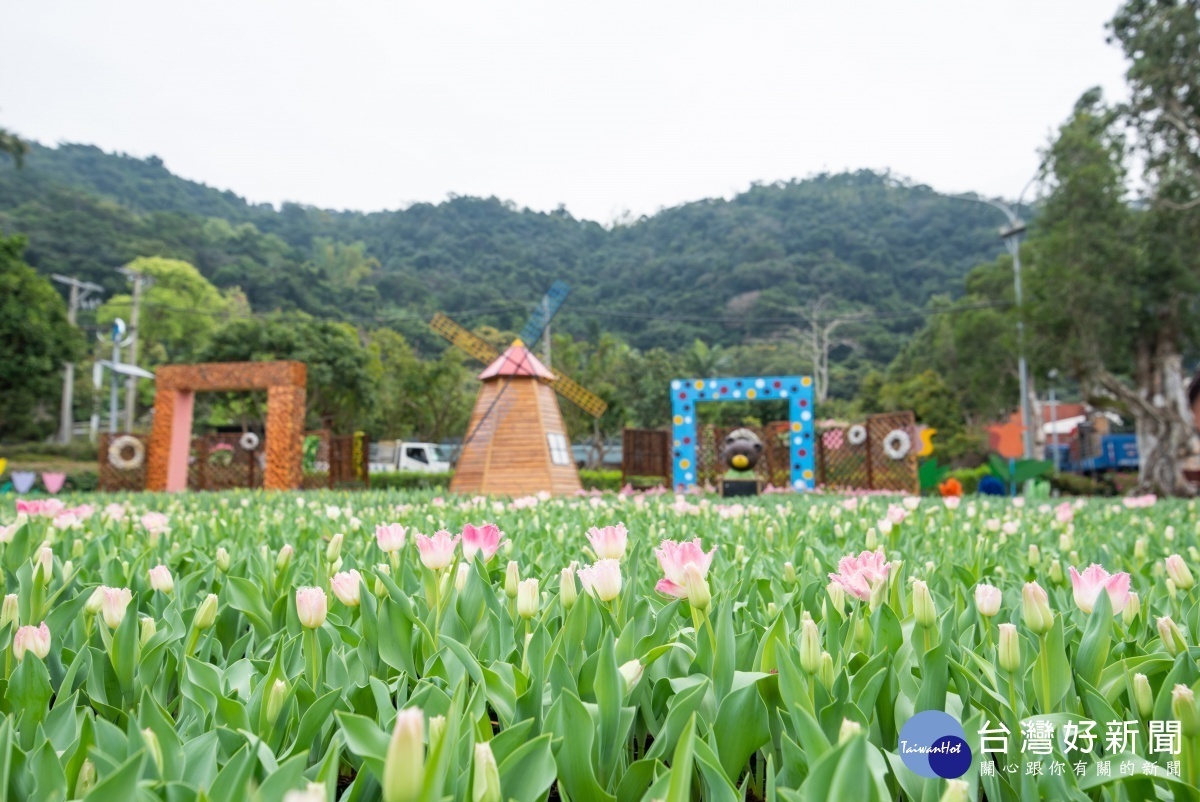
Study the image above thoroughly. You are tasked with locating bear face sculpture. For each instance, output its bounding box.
[721,428,764,473]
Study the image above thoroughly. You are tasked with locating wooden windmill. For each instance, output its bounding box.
[430,282,607,497]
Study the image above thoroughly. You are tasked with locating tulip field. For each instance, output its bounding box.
[4,490,1200,801]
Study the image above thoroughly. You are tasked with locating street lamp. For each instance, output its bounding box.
[951,193,1035,460]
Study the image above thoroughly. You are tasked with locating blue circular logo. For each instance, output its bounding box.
[898,711,972,779]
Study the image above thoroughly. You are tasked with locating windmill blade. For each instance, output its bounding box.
[519,280,570,347]
[430,312,502,365]
[549,369,608,418]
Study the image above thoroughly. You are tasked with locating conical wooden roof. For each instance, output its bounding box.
[477,339,555,381]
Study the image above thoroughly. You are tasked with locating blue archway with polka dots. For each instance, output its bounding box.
[670,376,816,492]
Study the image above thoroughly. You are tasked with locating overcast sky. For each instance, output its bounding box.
[2,1,1129,223]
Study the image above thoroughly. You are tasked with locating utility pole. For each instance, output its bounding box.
[118,267,151,432]
[51,274,103,444]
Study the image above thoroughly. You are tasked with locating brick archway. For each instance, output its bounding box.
[146,361,306,491]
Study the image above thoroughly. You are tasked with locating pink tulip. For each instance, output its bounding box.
[13,622,50,660]
[415,530,460,571]
[886,504,907,525]
[1055,502,1074,524]
[587,524,629,561]
[99,586,133,628]
[140,512,170,535]
[296,587,328,628]
[330,569,363,606]
[148,564,174,594]
[1123,494,1157,508]
[579,559,623,602]
[654,538,717,598]
[462,523,504,562]
[827,548,893,602]
[16,499,65,518]
[375,523,408,553]
[1069,564,1131,614]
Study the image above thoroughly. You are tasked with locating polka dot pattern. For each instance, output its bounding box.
[670,376,816,492]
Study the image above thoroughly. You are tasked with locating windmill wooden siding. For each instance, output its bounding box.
[450,344,583,497]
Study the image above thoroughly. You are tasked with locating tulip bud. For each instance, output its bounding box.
[1058,533,1073,552]
[139,617,157,646]
[325,533,344,564]
[800,618,821,674]
[1123,592,1141,627]
[1027,544,1040,567]
[429,715,447,746]
[455,562,470,592]
[1133,673,1154,719]
[517,578,539,619]
[71,539,84,559]
[33,546,53,584]
[76,760,96,797]
[783,562,797,585]
[276,544,294,571]
[142,727,163,775]
[99,587,133,629]
[296,587,328,629]
[1167,579,1179,600]
[865,528,878,551]
[819,651,834,690]
[682,563,711,612]
[940,779,969,802]
[472,742,501,802]
[869,574,888,612]
[826,581,844,615]
[1167,555,1195,591]
[330,569,362,607]
[193,593,219,630]
[560,566,577,610]
[267,678,287,724]
[912,580,936,629]
[1173,684,1200,737]
[1022,582,1053,635]
[1048,559,1063,585]
[505,561,520,600]
[838,718,862,744]
[1159,616,1187,657]
[148,564,174,594]
[998,623,1020,673]
[618,659,644,695]
[0,594,17,629]
[1135,538,1148,561]
[13,622,50,661]
[382,709,424,802]
[216,547,231,573]
[975,583,1001,617]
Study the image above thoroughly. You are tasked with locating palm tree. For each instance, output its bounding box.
[0,128,28,168]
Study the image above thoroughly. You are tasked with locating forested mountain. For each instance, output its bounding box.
[0,141,1008,370]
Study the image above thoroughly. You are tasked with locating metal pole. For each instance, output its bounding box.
[110,340,120,434]
[1005,230,1034,460]
[1050,384,1059,471]
[61,282,79,443]
[122,272,145,431]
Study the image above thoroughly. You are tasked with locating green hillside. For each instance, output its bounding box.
[0,141,1010,383]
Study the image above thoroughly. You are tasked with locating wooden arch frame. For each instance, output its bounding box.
[146,361,307,491]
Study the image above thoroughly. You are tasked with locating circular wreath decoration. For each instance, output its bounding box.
[882,429,912,460]
[848,425,868,446]
[108,435,145,470]
[239,431,261,452]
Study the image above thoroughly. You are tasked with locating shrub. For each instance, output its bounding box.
[370,470,453,490]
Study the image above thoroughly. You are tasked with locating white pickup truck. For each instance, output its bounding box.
[369,441,453,474]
